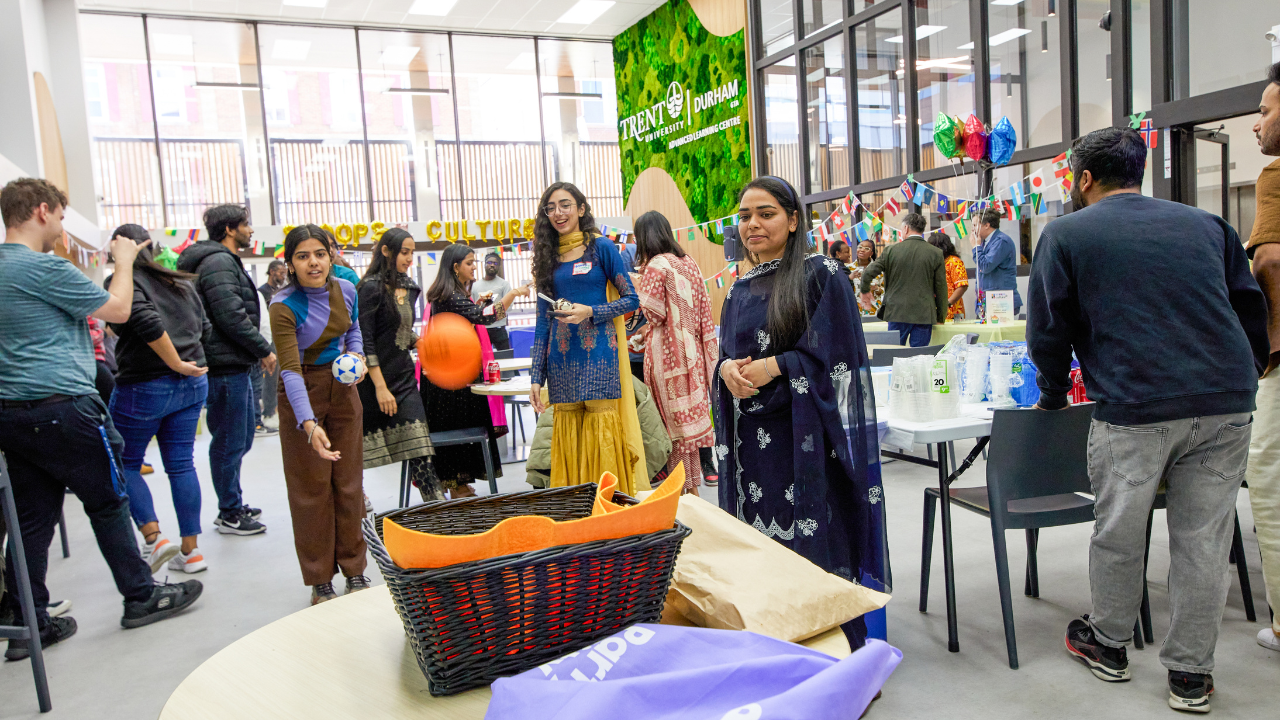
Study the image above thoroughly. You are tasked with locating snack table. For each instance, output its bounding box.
[159,585,851,719]
[862,320,1026,346]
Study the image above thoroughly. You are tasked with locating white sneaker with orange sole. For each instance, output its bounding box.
[168,548,208,574]
[141,536,181,573]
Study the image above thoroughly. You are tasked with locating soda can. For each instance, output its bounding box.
[486,360,501,384]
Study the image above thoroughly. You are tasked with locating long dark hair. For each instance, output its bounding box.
[928,231,960,260]
[112,224,196,286]
[738,176,811,353]
[426,243,474,305]
[632,210,685,268]
[283,224,333,290]
[360,227,413,291]
[532,182,598,297]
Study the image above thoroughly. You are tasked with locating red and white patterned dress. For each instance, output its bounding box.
[637,253,719,492]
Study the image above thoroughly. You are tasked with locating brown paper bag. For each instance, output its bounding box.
[664,494,890,643]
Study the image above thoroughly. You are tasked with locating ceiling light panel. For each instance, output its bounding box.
[886,25,947,43]
[408,0,458,16]
[379,45,421,66]
[556,1,616,25]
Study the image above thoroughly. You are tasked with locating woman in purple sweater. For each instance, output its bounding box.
[270,224,370,606]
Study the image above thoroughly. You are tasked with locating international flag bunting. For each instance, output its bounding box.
[840,197,851,215]
[1138,118,1158,148]
[1003,201,1015,222]
[714,274,725,288]
[870,215,883,234]
[1010,182,1025,206]
[884,196,901,216]
[919,184,935,206]
[424,252,438,265]
[936,193,949,214]
[899,181,914,201]
[955,218,969,239]
[833,214,845,231]
[1029,169,1048,193]
[855,223,869,243]
[1031,193,1045,214]
[956,200,969,217]
[1012,204,1024,221]
[1052,150,1074,191]
[164,228,179,236]
[727,263,739,279]
[273,243,285,258]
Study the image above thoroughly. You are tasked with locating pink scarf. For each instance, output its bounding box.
[419,300,506,429]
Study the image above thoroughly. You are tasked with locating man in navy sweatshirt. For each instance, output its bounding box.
[1027,127,1268,714]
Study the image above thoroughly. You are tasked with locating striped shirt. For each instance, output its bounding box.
[270,278,363,425]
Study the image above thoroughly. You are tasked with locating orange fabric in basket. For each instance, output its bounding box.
[383,463,686,569]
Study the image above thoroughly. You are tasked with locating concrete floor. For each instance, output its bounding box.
[1,428,1276,719]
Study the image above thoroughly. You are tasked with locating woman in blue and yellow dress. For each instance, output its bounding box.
[528,182,645,496]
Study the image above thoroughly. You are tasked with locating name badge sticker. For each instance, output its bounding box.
[572,261,593,276]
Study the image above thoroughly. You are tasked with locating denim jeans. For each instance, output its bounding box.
[205,370,256,516]
[887,321,933,347]
[109,375,208,538]
[1087,413,1251,674]
[0,395,154,631]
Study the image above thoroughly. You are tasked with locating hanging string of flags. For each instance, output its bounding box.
[807,152,1076,249]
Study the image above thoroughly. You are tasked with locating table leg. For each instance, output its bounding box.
[937,441,960,653]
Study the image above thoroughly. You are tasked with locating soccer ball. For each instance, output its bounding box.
[332,353,365,385]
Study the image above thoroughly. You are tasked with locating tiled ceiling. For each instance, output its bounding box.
[77,0,668,40]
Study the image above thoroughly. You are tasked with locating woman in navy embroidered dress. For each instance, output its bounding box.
[715,176,885,647]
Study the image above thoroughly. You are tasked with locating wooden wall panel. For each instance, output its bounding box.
[688,0,746,36]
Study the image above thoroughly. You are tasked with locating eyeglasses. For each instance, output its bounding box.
[542,200,578,216]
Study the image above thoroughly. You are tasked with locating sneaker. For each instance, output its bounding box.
[121,580,202,629]
[1258,627,1280,651]
[240,505,263,520]
[4,616,77,661]
[1065,615,1130,682]
[168,548,208,574]
[141,535,181,573]
[46,599,72,618]
[261,415,279,430]
[345,575,371,594]
[311,583,338,606]
[1168,670,1214,713]
[254,422,278,437]
[214,509,266,535]
[140,463,154,475]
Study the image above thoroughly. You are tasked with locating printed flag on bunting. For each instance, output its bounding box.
[714,274,725,289]
[1031,193,1045,214]
[870,215,883,234]
[855,223,869,243]
[1010,182,1025,207]
[884,196,901,216]
[840,196,851,215]
[833,214,845,231]
[273,243,285,259]
[899,181,914,202]
[1012,204,1024,221]
[955,218,969,239]
[936,193,949,214]
[1003,201,1015,221]
[919,184,935,206]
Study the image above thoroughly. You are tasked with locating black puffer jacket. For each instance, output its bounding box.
[176,240,271,373]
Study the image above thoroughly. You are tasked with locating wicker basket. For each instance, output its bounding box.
[364,483,691,696]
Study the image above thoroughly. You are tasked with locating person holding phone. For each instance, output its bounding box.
[528,182,644,495]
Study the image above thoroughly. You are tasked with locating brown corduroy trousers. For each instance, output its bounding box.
[278,366,367,586]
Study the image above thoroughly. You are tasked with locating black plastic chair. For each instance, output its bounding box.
[920,404,1096,669]
[870,344,943,367]
[864,330,902,345]
[397,427,497,507]
[493,347,532,458]
[0,452,52,712]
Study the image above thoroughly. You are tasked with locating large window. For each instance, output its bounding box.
[915,0,974,171]
[1076,0,1112,135]
[763,57,802,189]
[804,36,849,192]
[987,2,1061,150]
[79,12,620,230]
[855,11,907,183]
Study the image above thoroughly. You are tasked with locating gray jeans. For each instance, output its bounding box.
[1087,413,1251,674]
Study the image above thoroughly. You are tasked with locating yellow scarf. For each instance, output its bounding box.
[558,231,586,255]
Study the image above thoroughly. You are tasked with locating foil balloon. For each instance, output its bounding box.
[953,115,969,157]
[988,116,1017,166]
[963,114,988,163]
[933,112,961,159]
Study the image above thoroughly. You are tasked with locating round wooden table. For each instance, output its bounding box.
[160,585,851,719]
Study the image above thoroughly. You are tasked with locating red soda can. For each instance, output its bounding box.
[486,360,500,384]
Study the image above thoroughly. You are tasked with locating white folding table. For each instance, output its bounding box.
[880,403,995,654]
